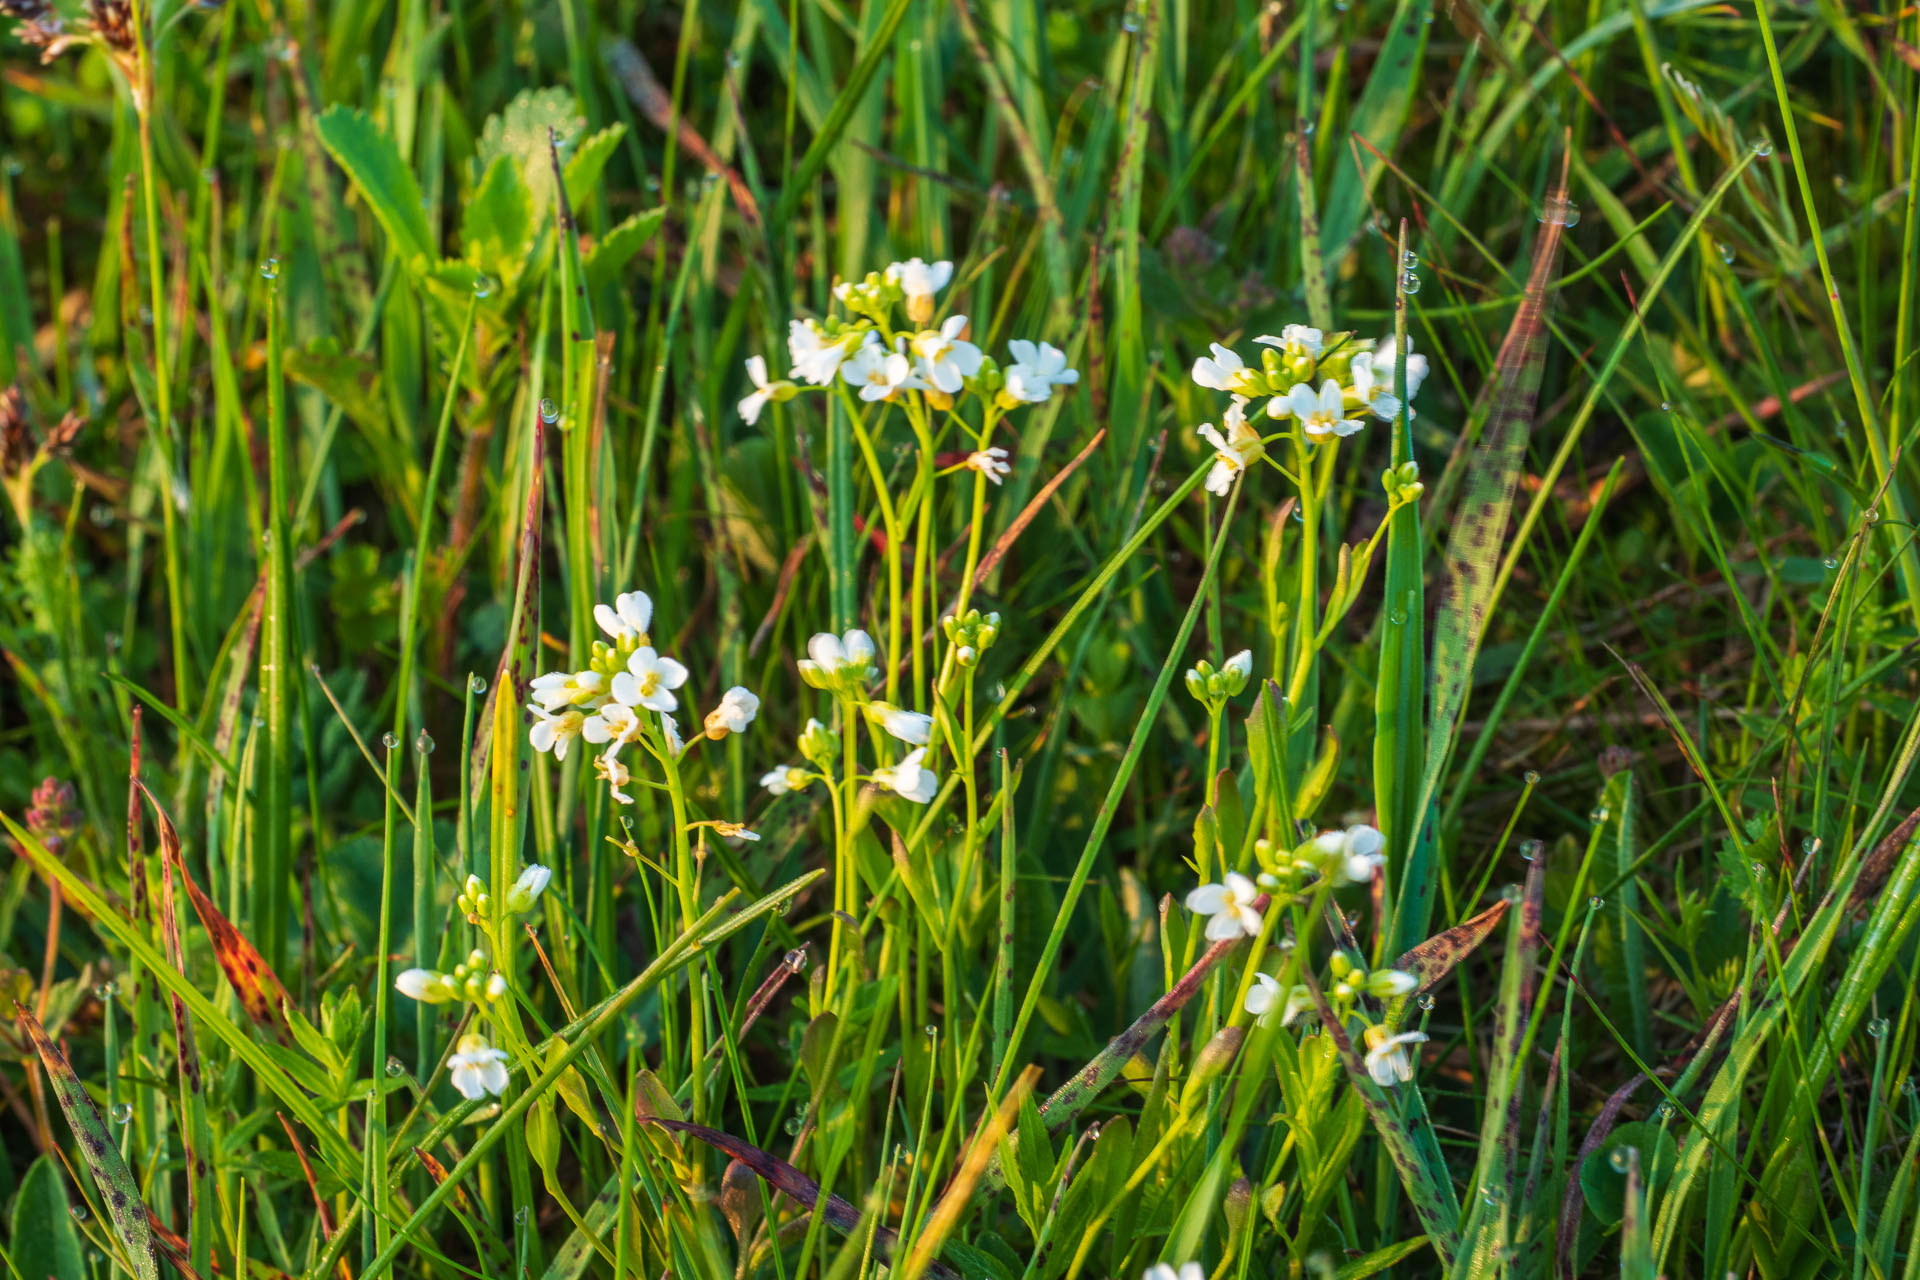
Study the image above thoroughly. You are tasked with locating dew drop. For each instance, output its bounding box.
[111,1102,133,1125]
[1589,806,1610,823]
[1589,895,1605,910]
[94,981,117,1001]
[468,673,488,696]
[725,49,741,69]
[514,1206,530,1225]
[385,1056,406,1077]
[784,948,808,972]
[1501,884,1522,903]
[1536,197,1580,227]
[1609,1147,1632,1172]
[1655,1101,1674,1119]
[472,275,493,299]
[1717,241,1735,265]
[1519,841,1539,863]
[70,1203,88,1221]
[539,398,560,424]
[1388,608,1408,625]
[1870,1017,1890,1039]
[1120,8,1140,31]
[1752,139,1773,157]
[784,1116,804,1135]
[1801,836,1821,856]
[1398,271,1421,295]
[1482,1185,1504,1206]
[924,1024,939,1041]
[1823,556,1840,570]
[259,257,279,280]
[415,730,435,754]
[1401,250,1419,270]
[1416,992,1435,1011]
[1523,770,1541,785]
[382,731,400,750]
[1302,121,1316,138]
[1659,400,1672,412]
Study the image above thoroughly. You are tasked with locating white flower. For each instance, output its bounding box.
[395,968,457,1003]
[1196,396,1264,496]
[529,669,604,711]
[1185,871,1263,941]
[1246,974,1316,1025]
[842,336,922,402]
[1143,1263,1205,1280]
[593,591,654,644]
[1363,1027,1429,1086]
[965,447,1011,484]
[1253,324,1324,357]
[596,751,635,804]
[870,702,933,745]
[1370,336,1430,400]
[611,647,689,712]
[788,320,862,385]
[1270,379,1364,440]
[1346,351,1405,422]
[583,701,645,755]
[1367,968,1418,999]
[447,1034,511,1100]
[660,712,684,754]
[885,257,953,322]
[911,314,984,394]
[1223,649,1252,685]
[504,864,551,914]
[528,705,587,760]
[1003,339,1078,402]
[873,747,937,803]
[761,765,809,795]
[704,686,760,738]
[1308,824,1386,886]
[799,629,876,689]
[737,355,795,425]
[1191,341,1254,393]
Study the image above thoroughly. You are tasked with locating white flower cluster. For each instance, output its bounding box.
[524,590,760,803]
[1189,326,1432,495]
[735,258,1079,424]
[757,627,943,805]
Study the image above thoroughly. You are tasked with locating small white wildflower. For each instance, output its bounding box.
[1363,1027,1430,1086]
[1370,336,1430,400]
[593,591,653,645]
[911,314,984,394]
[1191,342,1255,394]
[1185,871,1263,941]
[704,686,760,739]
[447,1034,511,1100]
[528,705,587,760]
[885,257,953,323]
[1143,1263,1205,1280]
[842,336,923,402]
[799,629,876,690]
[737,355,796,425]
[1272,379,1365,440]
[1003,339,1079,403]
[504,864,552,914]
[529,669,604,711]
[965,446,1012,485]
[873,747,937,803]
[761,765,810,795]
[1346,350,1405,422]
[394,968,457,1003]
[611,647,689,712]
[1196,396,1264,496]
[582,702,644,757]
[1223,649,1252,690]
[1307,824,1386,886]
[867,701,933,745]
[1253,324,1324,357]
[660,712,684,754]
[596,751,635,804]
[788,319,863,385]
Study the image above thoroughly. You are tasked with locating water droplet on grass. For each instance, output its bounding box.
[1398,271,1420,294]
[385,1056,405,1076]
[1416,992,1435,1011]
[472,275,493,298]
[1523,770,1541,785]
[1401,250,1418,270]
[1589,895,1605,909]
[259,257,279,280]
[1609,1147,1632,1172]
[468,674,488,695]
[539,398,560,424]
[1870,1018,1890,1039]
[382,732,400,750]
[111,1102,133,1124]
[1752,139,1773,157]
[70,1204,88,1221]
[415,730,435,754]
[94,982,116,1001]
[784,948,808,972]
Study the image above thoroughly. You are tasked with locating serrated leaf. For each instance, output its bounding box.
[561,123,626,210]
[584,206,666,292]
[475,88,584,219]
[314,107,435,269]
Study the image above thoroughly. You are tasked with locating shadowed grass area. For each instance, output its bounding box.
[2,0,1919,1276]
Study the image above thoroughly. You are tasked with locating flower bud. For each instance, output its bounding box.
[1185,668,1208,702]
[1328,952,1353,980]
[798,717,840,769]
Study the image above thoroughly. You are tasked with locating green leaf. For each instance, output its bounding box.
[475,87,585,219]
[314,107,436,269]
[584,207,666,293]
[10,1156,86,1280]
[561,123,627,210]
[462,155,535,283]
[1580,1121,1676,1227]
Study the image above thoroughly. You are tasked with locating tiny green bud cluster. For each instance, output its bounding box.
[942,609,1001,668]
[395,950,509,1005]
[1381,460,1424,506]
[1184,649,1253,709]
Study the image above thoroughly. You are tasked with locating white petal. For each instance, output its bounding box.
[807,632,846,668]
[394,969,439,1000]
[1205,912,1245,942]
[1224,649,1252,679]
[594,603,626,638]
[843,630,876,664]
[1223,871,1258,904]
[609,672,641,706]
[745,354,769,390]
[1185,884,1229,914]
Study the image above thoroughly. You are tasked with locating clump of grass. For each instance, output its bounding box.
[3,0,1919,1276]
